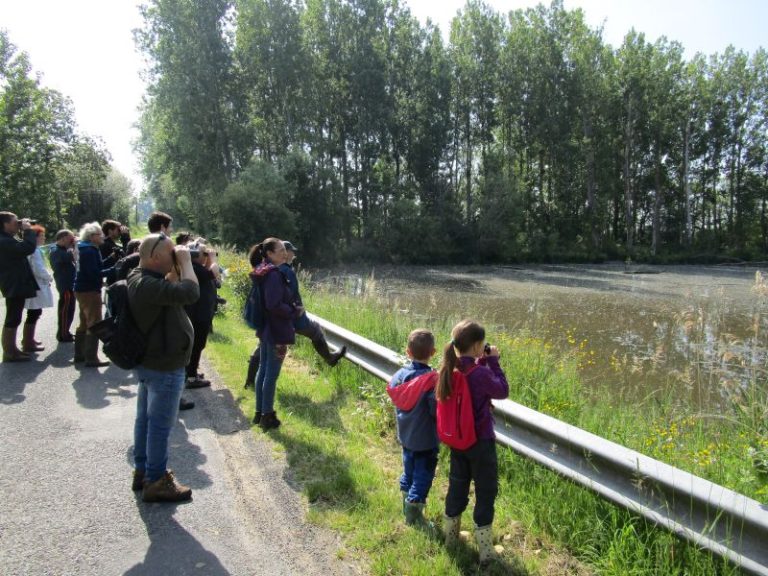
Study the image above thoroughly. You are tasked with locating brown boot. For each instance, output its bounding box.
[142,470,192,502]
[2,327,30,362]
[83,333,109,368]
[21,323,44,352]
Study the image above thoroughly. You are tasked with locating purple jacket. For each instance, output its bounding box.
[457,355,509,441]
[253,263,301,345]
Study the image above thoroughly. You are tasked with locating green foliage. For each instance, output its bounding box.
[135,0,768,264]
[217,160,297,249]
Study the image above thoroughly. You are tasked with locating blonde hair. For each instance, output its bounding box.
[78,221,102,242]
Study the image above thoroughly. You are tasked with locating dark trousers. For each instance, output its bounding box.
[444,439,498,527]
[186,319,212,378]
[24,308,42,325]
[4,297,25,328]
[57,289,76,337]
[400,447,439,503]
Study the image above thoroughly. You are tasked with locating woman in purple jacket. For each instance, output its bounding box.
[248,237,303,430]
[436,319,509,567]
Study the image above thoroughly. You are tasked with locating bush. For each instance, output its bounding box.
[218,161,297,250]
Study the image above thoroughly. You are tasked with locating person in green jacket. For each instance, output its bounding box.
[127,233,200,502]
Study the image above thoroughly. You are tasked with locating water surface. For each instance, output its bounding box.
[313,264,768,409]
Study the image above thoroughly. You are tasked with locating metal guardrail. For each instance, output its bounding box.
[309,313,768,576]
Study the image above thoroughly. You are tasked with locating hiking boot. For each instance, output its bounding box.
[142,470,192,503]
[185,376,211,389]
[132,469,145,491]
[259,411,281,430]
[57,333,75,343]
[252,411,262,425]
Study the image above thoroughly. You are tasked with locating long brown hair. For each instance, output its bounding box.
[435,320,485,401]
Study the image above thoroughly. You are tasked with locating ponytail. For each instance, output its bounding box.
[436,319,486,401]
[248,236,282,268]
[436,342,458,401]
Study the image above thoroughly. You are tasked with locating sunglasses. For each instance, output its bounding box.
[149,232,168,257]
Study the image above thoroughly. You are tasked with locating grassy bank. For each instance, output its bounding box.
[205,251,766,575]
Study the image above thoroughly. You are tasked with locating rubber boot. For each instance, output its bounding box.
[475,524,498,565]
[244,349,260,388]
[74,333,86,363]
[2,327,30,362]
[311,333,347,367]
[404,501,436,535]
[401,490,408,515]
[83,333,109,368]
[444,514,461,549]
[21,322,44,352]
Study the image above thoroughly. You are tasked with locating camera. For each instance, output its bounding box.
[188,249,200,259]
[28,219,37,225]
[484,343,492,355]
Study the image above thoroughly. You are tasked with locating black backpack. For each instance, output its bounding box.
[90,280,164,369]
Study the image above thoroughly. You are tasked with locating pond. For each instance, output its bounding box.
[312,263,768,410]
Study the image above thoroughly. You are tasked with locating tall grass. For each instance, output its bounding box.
[205,249,766,575]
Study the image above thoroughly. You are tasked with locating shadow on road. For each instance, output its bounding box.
[124,495,230,576]
[0,352,49,404]
[71,363,137,409]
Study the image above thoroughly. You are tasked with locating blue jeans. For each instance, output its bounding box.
[400,447,439,503]
[133,367,185,483]
[254,337,286,414]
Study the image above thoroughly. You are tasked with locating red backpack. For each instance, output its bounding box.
[436,366,479,450]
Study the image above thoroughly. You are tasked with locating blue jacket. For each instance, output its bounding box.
[74,242,114,293]
[388,361,438,452]
[49,244,76,292]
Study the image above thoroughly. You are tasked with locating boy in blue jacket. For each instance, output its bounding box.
[386,329,438,527]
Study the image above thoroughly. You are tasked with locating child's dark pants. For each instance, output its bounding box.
[400,447,439,503]
[444,439,498,526]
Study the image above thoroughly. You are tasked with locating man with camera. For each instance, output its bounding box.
[0,212,39,362]
[127,233,199,502]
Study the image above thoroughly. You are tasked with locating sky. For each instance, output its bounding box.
[1,0,766,196]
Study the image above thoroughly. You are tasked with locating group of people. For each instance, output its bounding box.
[2,212,509,565]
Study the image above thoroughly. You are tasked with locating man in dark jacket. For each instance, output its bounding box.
[128,233,199,502]
[0,212,39,362]
[49,229,77,342]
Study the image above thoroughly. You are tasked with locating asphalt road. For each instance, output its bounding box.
[0,298,359,576]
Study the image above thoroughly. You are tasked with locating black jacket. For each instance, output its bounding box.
[0,229,39,299]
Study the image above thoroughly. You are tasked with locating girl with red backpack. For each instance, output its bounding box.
[436,319,509,567]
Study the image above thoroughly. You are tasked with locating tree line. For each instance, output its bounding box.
[0,31,134,231]
[139,1,768,262]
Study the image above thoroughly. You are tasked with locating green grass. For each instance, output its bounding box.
[203,249,767,575]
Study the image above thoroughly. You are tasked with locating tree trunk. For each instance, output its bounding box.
[683,121,692,247]
[623,96,634,256]
[651,142,663,256]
